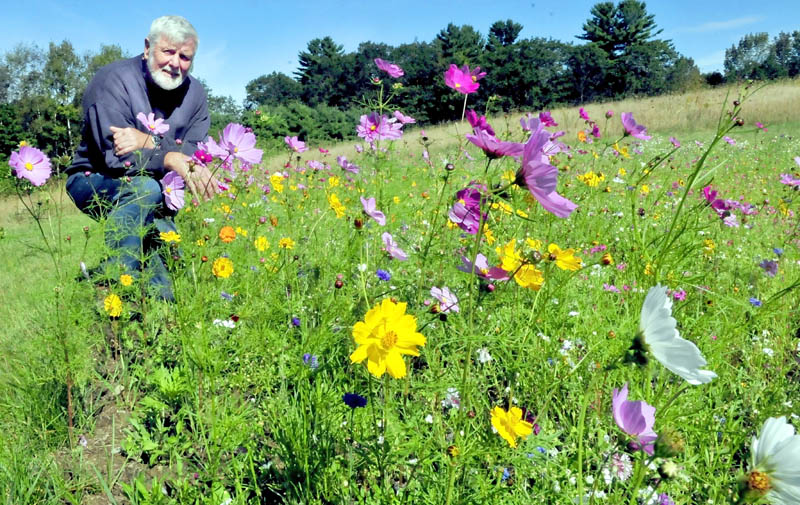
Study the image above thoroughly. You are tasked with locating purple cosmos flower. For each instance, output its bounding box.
[342,393,367,408]
[539,111,558,127]
[357,112,403,142]
[466,129,523,160]
[161,171,185,211]
[658,493,675,505]
[515,129,577,218]
[193,149,213,166]
[376,269,391,281]
[755,121,767,131]
[672,289,687,301]
[219,123,263,164]
[285,135,308,153]
[393,110,416,124]
[443,64,481,94]
[780,173,800,186]
[670,137,681,148]
[591,124,601,138]
[458,253,509,281]
[136,112,169,135]
[603,283,621,293]
[759,259,778,277]
[620,112,652,141]
[449,185,487,234]
[382,232,408,261]
[360,196,386,226]
[337,155,360,174]
[9,146,52,186]
[723,136,736,145]
[579,107,591,121]
[612,383,657,455]
[466,109,495,136]
[374,58,404,78]
[431,286,459,313]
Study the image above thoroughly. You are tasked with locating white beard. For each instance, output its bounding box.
[147,51,187,91]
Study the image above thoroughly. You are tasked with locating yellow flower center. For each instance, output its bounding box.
[234,147,239,153]
[24,162,33,171]
[471,76,477,82]
[370,125,377,131]
[165,187,172,193]
[149,123,156,130]
[748,470,770,491]
[381,330,398,350]
[455,83,461,88]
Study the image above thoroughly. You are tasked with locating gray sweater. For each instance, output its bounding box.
[68,55,209,178]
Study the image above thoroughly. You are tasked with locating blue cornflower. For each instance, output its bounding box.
[758,259,778,277]
[749,297,762,307]
[220,291,234,301]
[303,353,319,369]
[342,393,367,409]
[291,317,301,327]
[773,247,784,256]
[376,269,391,281]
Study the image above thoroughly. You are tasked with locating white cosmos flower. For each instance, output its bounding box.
[748,416,800,504]
[639,285,716,384]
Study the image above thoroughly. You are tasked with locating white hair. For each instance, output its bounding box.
[148,15,198,48]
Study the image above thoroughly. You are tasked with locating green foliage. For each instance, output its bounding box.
[578,0,661,56]
[724,31,800,81]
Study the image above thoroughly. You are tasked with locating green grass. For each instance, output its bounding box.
[1,88,799,505]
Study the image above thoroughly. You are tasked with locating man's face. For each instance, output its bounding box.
[144,36,196,90]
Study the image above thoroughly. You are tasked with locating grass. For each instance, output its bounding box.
[1,83,799,504]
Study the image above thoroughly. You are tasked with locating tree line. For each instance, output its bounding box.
[2,0,798,173]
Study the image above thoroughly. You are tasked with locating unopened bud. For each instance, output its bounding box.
[445,163,455,171]
[334,279,343,289]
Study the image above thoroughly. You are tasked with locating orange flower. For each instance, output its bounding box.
[219,225,236,243]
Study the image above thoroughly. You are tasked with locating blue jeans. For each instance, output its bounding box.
[66,172,176,302]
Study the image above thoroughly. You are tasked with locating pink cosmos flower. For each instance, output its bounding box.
[374,58,404,78]
[458,253,509,281]
[357,112,403,142]
[449,184,487,235]
[283,135,307,153]
[219,123,263,164]
[443,64,481,94]
[9,145,52,186]
[161,171,185,211]
[780,173,800,186]
[360,196,386,226]
[723,136,736,145]
[755,121,767,132]
[337,155,360,174]
[393,110,416,124]
[466,109,495,136]
[466,129,523,160]
[612,383,657,455]
[136,112,169,135]
[620,112,651,141]
[670,137,681,148]
[515,129,577,218]
[198,136,230,161]
[539,111,558,127]
[382,232,408,261]
[431,286,459,313]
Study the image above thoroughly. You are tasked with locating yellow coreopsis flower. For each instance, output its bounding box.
[547,243,582,271]
[497,239,524,272]
[103,293,123,318]
[703,239,715,257]
[640,184,650,196]
[160,231,181,243]
[613,142,630,159]
[491,406,533,448]
[212,257,234,278]
[350,299,426,379]
[618,167,627,176]
[254,236,270,252]
[514,264,544,291]
[491,201,512,215]
[393,196,401,204]
[279,237,295,249]
[525,238,542,251]
[328,193,346,218]
[119,274,133,287]
[270,173,284,193]
[328,176,340,188]
[235,226,248,237]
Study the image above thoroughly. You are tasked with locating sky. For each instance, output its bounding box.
[2,0,798,104]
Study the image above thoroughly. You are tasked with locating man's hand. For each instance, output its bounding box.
[110,126,154,156]
[165,152,219,201]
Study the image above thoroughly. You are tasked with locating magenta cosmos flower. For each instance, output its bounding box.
[284,135,308,153]
[458,253,509,281]
[449,184,487,234]
[539,111,558,127]
[161,171,185,211]
[382,232,408,261]
[515,130,577,218]
[466,129,523,160]
[443,64,483,94]
[466,109,495,136]
[620,112,652,141]
[136,112,169,136]
[360,196,386,226]
[357,112,403,142]
[374,58,404,78]
[218,123,264,164]
[612,383,657,455]
[579,107,591,122]
[393,110,416,124]
[9,145,52,186]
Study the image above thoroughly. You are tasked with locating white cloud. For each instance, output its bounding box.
[678,16,764,34]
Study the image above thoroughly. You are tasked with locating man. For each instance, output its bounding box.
[66,15,219,301]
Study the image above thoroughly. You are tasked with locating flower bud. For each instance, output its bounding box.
[334,279,343,289]
[445,163,455,171]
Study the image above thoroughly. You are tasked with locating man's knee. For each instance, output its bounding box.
[120,176,164,208]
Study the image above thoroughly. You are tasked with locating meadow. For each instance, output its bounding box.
[1,75,799,505]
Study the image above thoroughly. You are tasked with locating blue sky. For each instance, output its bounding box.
[2,0,798,104]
